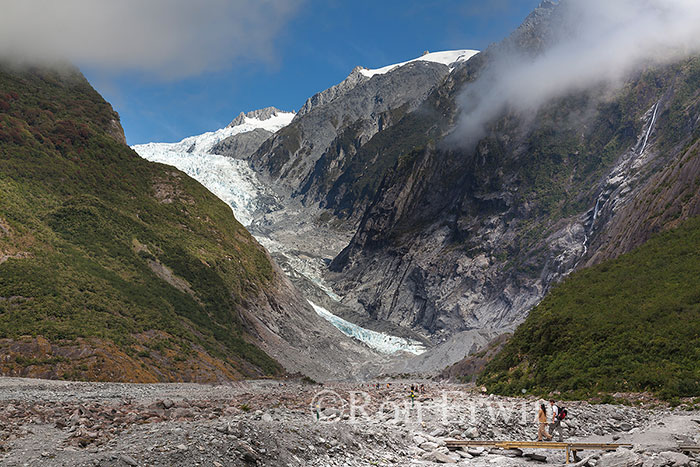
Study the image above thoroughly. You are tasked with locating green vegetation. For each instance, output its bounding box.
[479,215,700,399]
[0,64,282,380]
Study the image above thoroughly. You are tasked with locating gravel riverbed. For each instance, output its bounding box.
[0,377,698,466]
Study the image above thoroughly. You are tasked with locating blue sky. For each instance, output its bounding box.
[83,0,542,145]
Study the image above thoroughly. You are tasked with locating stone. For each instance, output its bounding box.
[420,441,439,451]
[422,450,456,463]
[598,449,641,467]
[659,451,691,466]
[571,456,594,467]
[120,454,138,466]
[458,450,473,459]
[261,413,273,423]
[413,435,427,445]
[465,427,480,439]
[503,448,523,457]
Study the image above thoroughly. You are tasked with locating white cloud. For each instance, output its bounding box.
[0,0,302,78]
[451,0,700,145]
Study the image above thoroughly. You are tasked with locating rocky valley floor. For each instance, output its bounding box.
[1,377,699,466]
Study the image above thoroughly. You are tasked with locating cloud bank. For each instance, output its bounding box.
[0,0,302,79]
[452,0,700,146]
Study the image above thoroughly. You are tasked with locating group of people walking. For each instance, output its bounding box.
[537,400,565,442]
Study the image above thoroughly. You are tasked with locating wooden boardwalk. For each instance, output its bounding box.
[445,440,633,464]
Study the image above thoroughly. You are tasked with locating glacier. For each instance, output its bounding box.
[133,107,428,355]
[132,150,269,227]
[307,301,426,355]
[132,111,294,226]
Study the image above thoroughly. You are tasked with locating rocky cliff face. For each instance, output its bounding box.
[322,1,700,358]
[210,107,292,159]
[248,61,453,204]
[210,128,274,160]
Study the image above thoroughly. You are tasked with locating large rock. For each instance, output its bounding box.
[659,451,691,466]
[422,449,457,463]
[597,449,642,467]
[465,426,480,439]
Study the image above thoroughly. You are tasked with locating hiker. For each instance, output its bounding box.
[549,399,564,442]
[537,403,552,441]
[537,403,553,441]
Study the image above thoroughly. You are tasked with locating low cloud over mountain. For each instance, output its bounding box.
[452,0,700,146]
[0,0,302,78]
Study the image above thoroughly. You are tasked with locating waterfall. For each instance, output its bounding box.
[640,102,659,155]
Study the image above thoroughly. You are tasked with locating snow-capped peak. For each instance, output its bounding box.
[133,109,295,156]
[359,49,480,78]
[227,106,289,128]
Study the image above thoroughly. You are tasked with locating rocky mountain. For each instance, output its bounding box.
[133,51,484,372]
[210,107,290,160]
[324,1,700,352]
[0,63,385,383]
[248,50,478,206]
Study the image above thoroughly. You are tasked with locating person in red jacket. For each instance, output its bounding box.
[549,399,564,442]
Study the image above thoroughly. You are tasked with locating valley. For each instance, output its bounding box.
[2,0,700,465]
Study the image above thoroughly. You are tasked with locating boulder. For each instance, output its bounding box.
[467,447,485,456]
[659,451,691,466]
[422,450,457,463]
[465,427,480,439]
[413,435,427,445]
[458,449,473,459]
[420,441,440,451]
[598,449,642,467]
[120,454,138,466]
